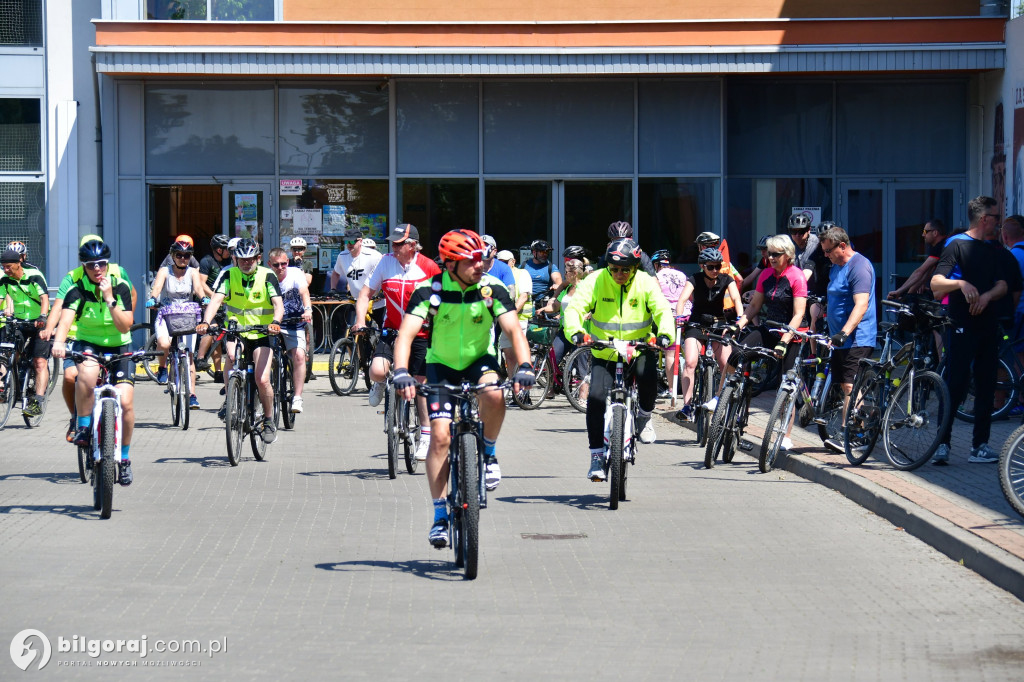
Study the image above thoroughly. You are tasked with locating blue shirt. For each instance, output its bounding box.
[827,251,876,349]
[1010,241,1024,317]
[522,258,559,296]
[486,259,516,290]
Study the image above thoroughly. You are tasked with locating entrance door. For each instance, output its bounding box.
[838,180,961,296]
[561,180,632,263]
[224,183,274,255]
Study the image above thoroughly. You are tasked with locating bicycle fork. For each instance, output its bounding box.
[90,391,122,463]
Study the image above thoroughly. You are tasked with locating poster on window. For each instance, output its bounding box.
[319,247,339,270]
[791,206,821,227]
[322,205,348,236]
[292,208,323,235]
[348,214,387,239]
[280,179,302,196]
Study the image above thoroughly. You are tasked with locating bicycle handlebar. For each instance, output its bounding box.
[765,322,833,347]
[413,380,511,397]
[67,349,163,367]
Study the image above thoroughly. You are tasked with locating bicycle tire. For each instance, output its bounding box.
[385,385,399,479]
[45,353,60,397]
[563,346,591,414]
[225,374,245,466]
[724,393,750,464]
[882,370,950,471]
[77,444,89,484]
[696,364,715,447]
[250,391,268,462]
[21,370,46,428]
[328,338,359,396]
[168,354,181,427]
[0,357,15,430]
[954,357,1017,424]
[704,384,734,469]
[759,389,794,474]
[748,355,779,398]
[99,401,116,519]
[844,367,883,466]
[280,355,295,430]
[405,400,420,474]
[608,403,625,510]
[132,325,161,382]
[512,348,552,410]
[180,355,191,431]
[458,431,480,580]
[815,381,846,447]
[998,424,1024,519]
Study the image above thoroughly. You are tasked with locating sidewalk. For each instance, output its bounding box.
[659,392,1024,601]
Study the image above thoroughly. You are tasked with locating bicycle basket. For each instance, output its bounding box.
[526,323,557,345]
[160,303,201,337]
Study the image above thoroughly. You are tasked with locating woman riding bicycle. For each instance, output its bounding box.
[146,237,206,408]
[536,256,588,366]
[674,247,743,421]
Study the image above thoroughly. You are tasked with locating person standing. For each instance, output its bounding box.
[887,219,949,300]
[330,228,384,326]
[930,196,1021,464]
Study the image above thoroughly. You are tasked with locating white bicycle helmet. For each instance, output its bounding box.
[289,236,307,248]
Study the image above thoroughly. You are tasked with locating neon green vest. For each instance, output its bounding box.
[225,267,274,338]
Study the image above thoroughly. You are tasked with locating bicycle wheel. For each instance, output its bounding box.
[696,364,715,447]
[22,370,46,428]
[608,403,625,510]
[759,389,794,473]
[168,354,181,427]
[403,398,418,474]
[0,358,15,430]
[882,370,950,471]
[280,355,295,430]
[458,431,480,580]
[225,374,245,466]
[704,385,734,469]
[385,385,399,480]
[954,357,1017,423]
[512,349,552,410]
[815,380,846,446]
[77,444,89,484]
[563,346,591,414]
[361,337,373,392]
[998,424,1024,519]
[844,367,883,466]
[179,355,191,431]
[328,338,359,396]
[131,324,161,382]
[46,353,60,397]
[98,402,116,519]
[724,393,750,464]
[250,391,268,462]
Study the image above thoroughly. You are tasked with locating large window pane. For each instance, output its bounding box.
[894,188,955,280]
[397,81,479,175]
[727,81,832,176]
[483,82,633,174]
[837,82,967,175]
[639,80,721,174]
[564,182,631,263]
[0,98,41,173]
[725,178,832,274]
[147,1,207,20]
[1,0,43,45]
[484,182,551,254]
[145,86,274,175]
[279,86,388,177]
[213,0,273,20]
[639,178,719,267]
[0,182,45,274]
[399,179,478,259]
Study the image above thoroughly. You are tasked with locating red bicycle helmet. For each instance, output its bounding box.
[438,229,486,262]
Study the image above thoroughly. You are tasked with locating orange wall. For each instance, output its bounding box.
[283,0,982,23]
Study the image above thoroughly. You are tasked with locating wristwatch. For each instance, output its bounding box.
[106,299,118,309]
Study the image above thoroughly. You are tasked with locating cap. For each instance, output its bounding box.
[344,228,364,240]
[80,233,103,247]
[480,234,497,249]
[387,223,419,243]
[495,249,514,262]
[1,248,21,264]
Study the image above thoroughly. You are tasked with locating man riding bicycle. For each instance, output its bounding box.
[563,238,674,481]
[0,248,50,414]
[392,229,534,549]
[267,247,313,413]
[196,238,284,444]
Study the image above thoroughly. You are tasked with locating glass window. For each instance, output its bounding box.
[147,1,274,20]
[727,81,832,176]
[279,86,388,177]
[0,182,45,274]
[484,182,551,254]
[564,181,632,263]
[639,178,720,267]
[148,0,207,20]
[725,178,832,274]
[837,82,967,175]
[483,82,633,174]
[0,0,43,45]
[0,99,41,173]
[639,80,721,174]
[398,179,478,259]
[397,81,479,175]
[145,85,275,175]
[894,187,955,280]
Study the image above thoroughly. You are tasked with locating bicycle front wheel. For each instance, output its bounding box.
[250,392,268,462]
[328,338,359,396]
[815,380,846,447]
[280,356,295,430]
[46,353,60,397]
[458,432,480,580]
[954,356,1016,423]
[882,370,950,471]
[759,389,794,473]
[77,444,90,484]
[168,355,181,427]
[98,402,116,519]
[179,355,191,431]
[696,364,715,447]
[22,371,46,428]
[724,393,751,464]
[512,349,552,410]
[0,359,15,430]
[844,367,883,466]
[608,403,625,510]
[563,346,591,414]
[999,424,1024,519]
[704,385,734,469]
[403,399,419,474]
[225,374,245,466]
[385,385,399,479]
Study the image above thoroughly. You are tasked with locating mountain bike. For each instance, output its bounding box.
[415,380,508,580]
[682,318,730,447]
[562,344,592,413]
[67,348,162,519]
[214,322,281,466]
[998,422,1024,520]
[511,316,560,410]
[274,316,306,430]
[328,316,378,396]
[158,302,201,431]
[383,374,420,478]
[0,315,50,429]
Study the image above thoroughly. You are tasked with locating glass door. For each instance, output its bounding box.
[561,180,632,264]
[483,181,552,263]
[223,183,274,256]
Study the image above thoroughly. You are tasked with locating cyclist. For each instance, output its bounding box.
[563,238,674,481]
[6,240,38,270]
[673,247,743,420]
[0,248,50,415]
[158,234,201,270]
[51,239,138,486]
[522,239,564,298]
[330,228,384,333]
[741,235,771,292]
[196,234,233,374]
[480,234,516,290]
[651,249,687,396]
[146,239,206,402]
[267,247,313,413]
[788,213,829,331]
[599,222,657,276]
[496,248,534,373]
[196,238,284,444]
[536,257,588,366]
[288,236,314,285]
[353,223,440,459]
[392,229,534,548]
[887,219,949,300]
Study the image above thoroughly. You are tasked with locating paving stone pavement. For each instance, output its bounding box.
[2,371,1024,680]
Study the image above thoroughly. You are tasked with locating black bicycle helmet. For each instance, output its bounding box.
[816,220,837,235]
[698,247,724,265]
[757,234,770,249]
[695,231,721,246]
[170,240,193,254]
[530,239,550,252]
[233,238,260,259]
[605,238,642,267]
[651,249,672,263]
[210,233,230,250]
[79,239,111,262]
[788,213,812,231]
[562,245,586,260]
[607,221,633,239]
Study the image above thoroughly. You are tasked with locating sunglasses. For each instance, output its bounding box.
[84,260,109,270]
[344,240,360,247]
[269,261,289,268]
[607,265,633,274]
[767,252,784,259]
[822,242,844,255]
[173,253,191,259]
[703,263,722,271]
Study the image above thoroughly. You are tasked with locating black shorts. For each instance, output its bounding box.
[830,345,873,386]
[424,356,501,421]
[75,342,135,386]
[20,327,51,360]
[373,332,428,377]
[239,335,274,362]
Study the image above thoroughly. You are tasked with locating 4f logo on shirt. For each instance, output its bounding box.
[347,267,365,280]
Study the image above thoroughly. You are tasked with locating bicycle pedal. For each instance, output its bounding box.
[812,417,828,425]
[376,410,384,415]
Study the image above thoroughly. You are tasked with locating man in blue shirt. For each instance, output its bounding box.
[818,225,876,453]
[480,234,516,291]
[522,239,563,298]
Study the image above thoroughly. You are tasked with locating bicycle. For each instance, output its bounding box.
[842,307,952,471]
[511,315,561,410]
[681,318,729,447]
[414,380,508,580]
[158,302,201,431]
[998,422,1024,520]
[328,309,378,396]
[66,348,162,519]
[562,343,592,413]
[273,316,306,430]
[382,373,420,478]
[0,315,50,430]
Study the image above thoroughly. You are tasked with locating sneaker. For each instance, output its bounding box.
[156,367,168,385]
[219,386,226,396]
[118,460,133,487]
[638,420,656,444]
[1010,404,1024,417]
[780,437,794,452]
[368,381,385,407]
[968,443,998,463]
[703,396,718,412]
[428,519,449,549]
[823,437,844,454]
[23,398,42,417]
[189,394,200,410]
[194,358,210,372]
[66,416,77,443]
[485,456,501,491]
[217,402,227,421]
[676,404,694,422]
[931,443,950,466]
[260,418,277,444]
[71,427,91,447]
[588,453,607,482]
[414,436,430,462]
[291,396,304,413]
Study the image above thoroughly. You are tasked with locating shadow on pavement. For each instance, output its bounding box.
[298,469,390,480]
[154,456,233,468]
[495,493,608,511]
[315,559,462,581]
[0,471,82,485]
[0,504,100,520]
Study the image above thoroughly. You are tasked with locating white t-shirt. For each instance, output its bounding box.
[333,249,384,308]
[279,266,307,328]
[365,253,441,330]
